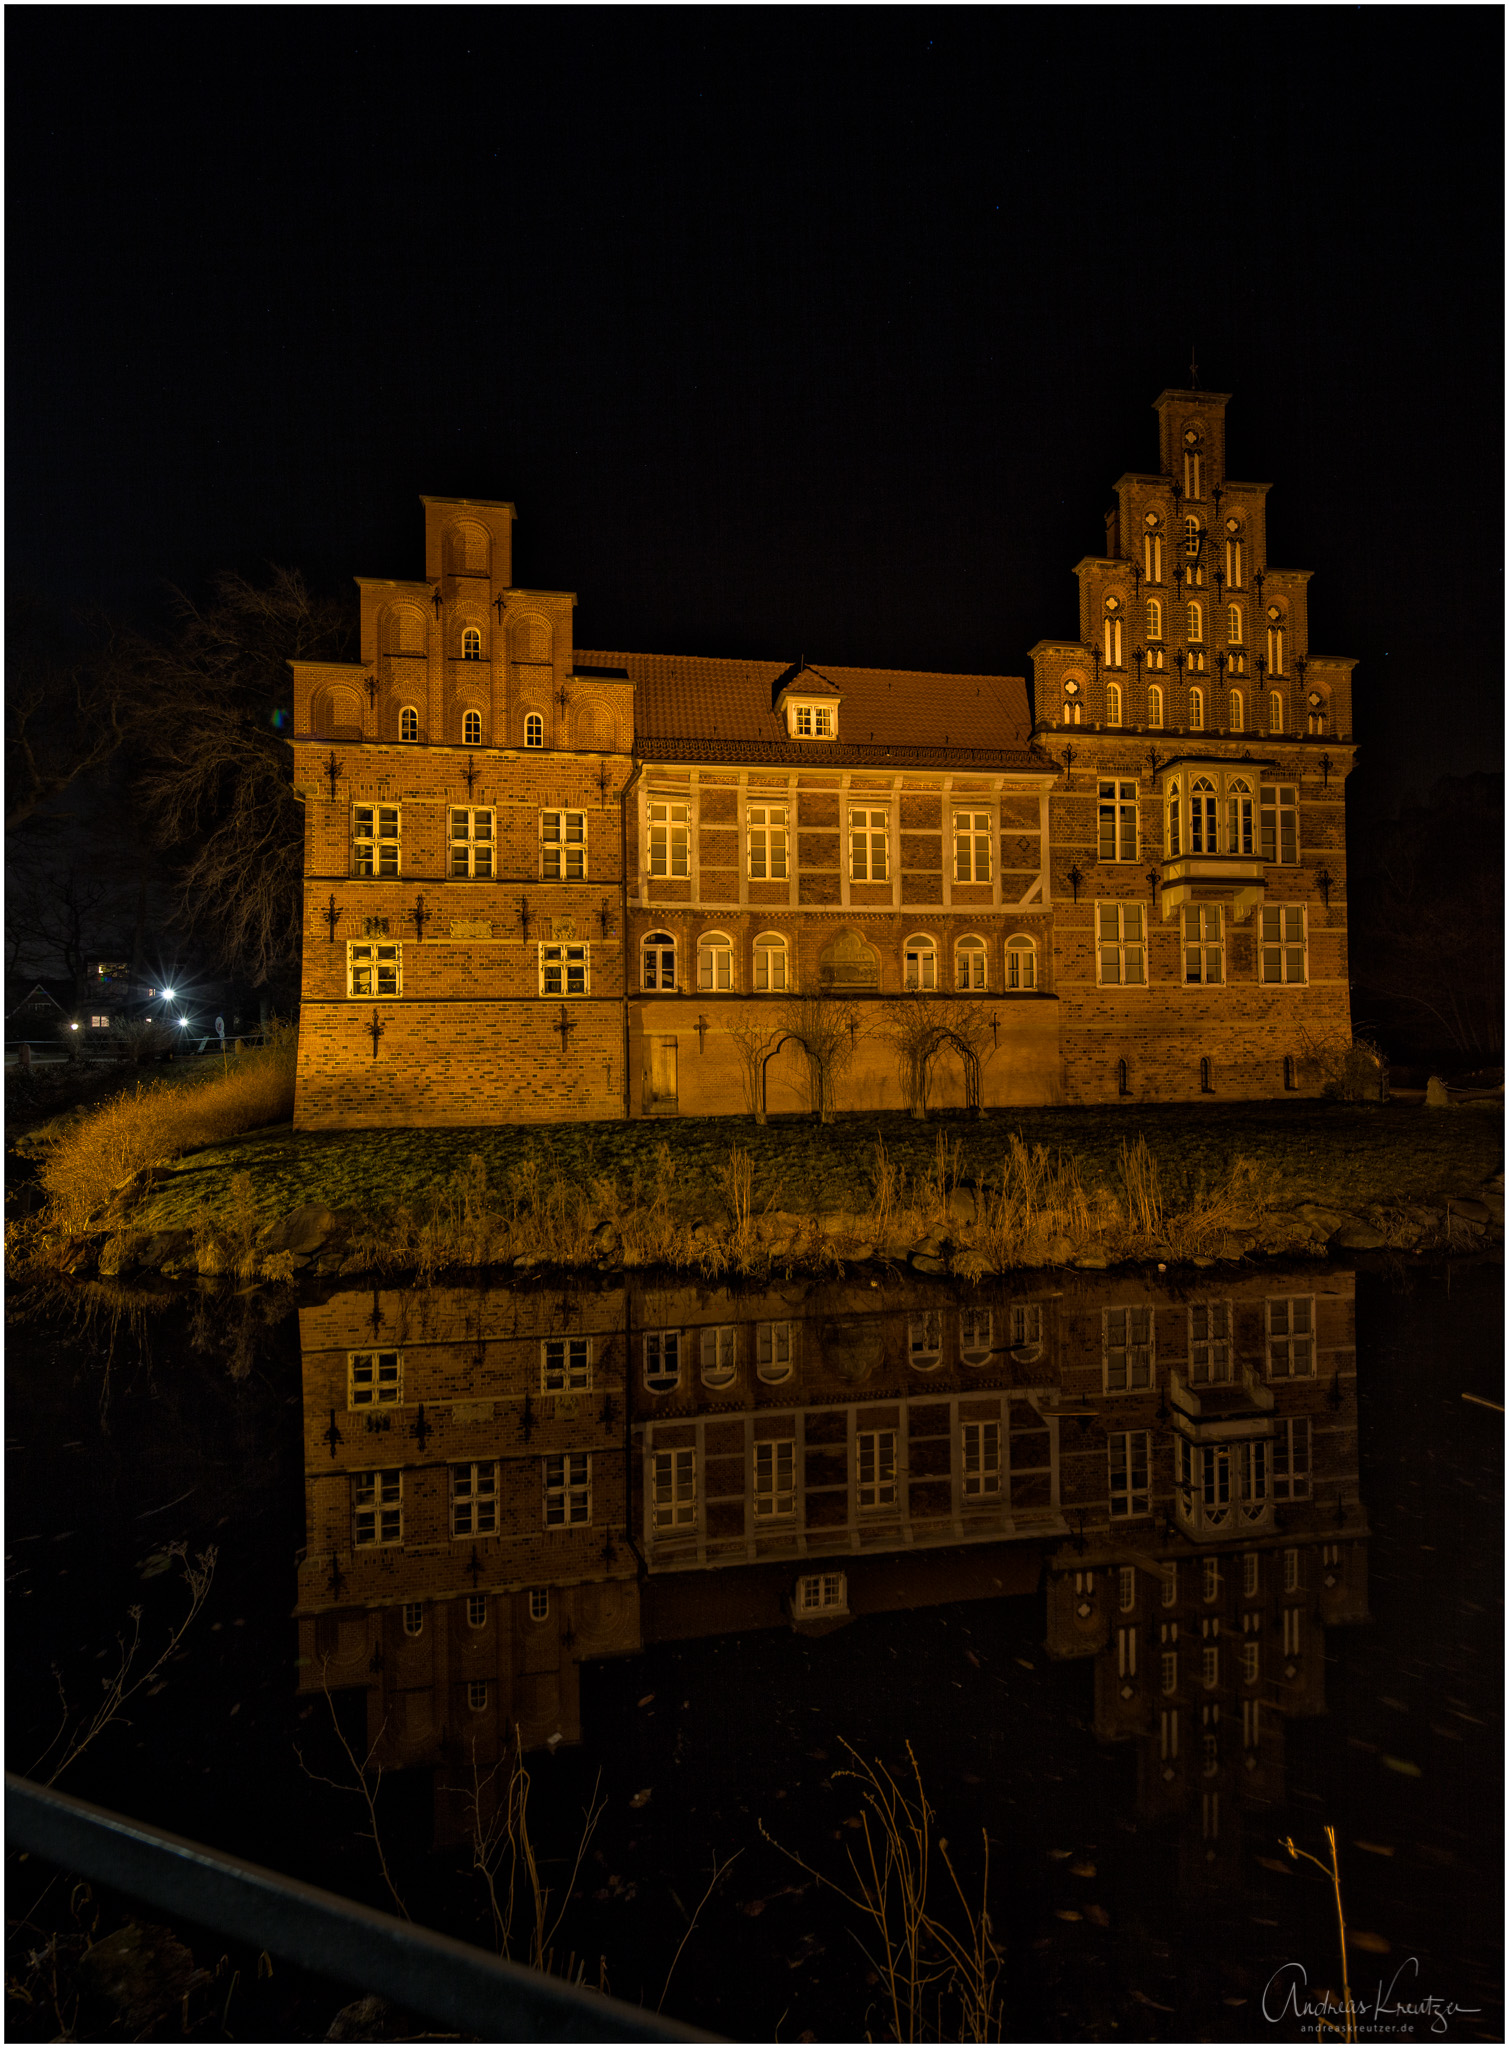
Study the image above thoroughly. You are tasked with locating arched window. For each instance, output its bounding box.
[1190,777,1218,853]
[462,709,482,746]
[1199,1056,1213,1094]
[1166,780,1182,857]
[1183,436,1203,500]
[697,931,733,992]
[1283,1054,1297,1091]
[1117,1057,1131,1097]
[909,1312,942,1370]
[642,931,676,991]
[1103,603,1123,668]
[1106,681,1122,727]
[700,1326,736,1389]
[1226,536,1243,588]
[955,935,987,991]
[755,1322,793,1383]
[400,705,419,742]
[1189,686,1204,731]
[461,627,483,660]
[1065,701,1083,725]
[904,935,937,991]
[524,712,544,748]
[1267,624,1285,674]
[1144,525,1163,583]
[959,1307,993,1367]
[1147,597,1163,640]
[1227,779,1254,856]
[1228,690,1243,731]
[1188,601,1203,641]
[1005,933,1036,990]
[1308,707,1326,735]
[1148,683,1164,727]
[1184,515,1201,557]
[1269,691,1284,733]
[1228,604,1243,644]
[753,932,788,992]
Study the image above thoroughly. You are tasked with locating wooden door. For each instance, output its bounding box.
[646,1037,678,1114]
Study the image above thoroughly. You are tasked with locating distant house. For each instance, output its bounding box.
[6,980,74,1038]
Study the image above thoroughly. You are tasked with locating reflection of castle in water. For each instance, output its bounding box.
[295,1265,1366,1863]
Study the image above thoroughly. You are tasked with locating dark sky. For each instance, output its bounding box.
[10,8,1503,813]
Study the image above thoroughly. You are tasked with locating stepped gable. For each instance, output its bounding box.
[574,649,1040,766]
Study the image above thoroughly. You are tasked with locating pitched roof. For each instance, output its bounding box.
[574,650,1045,770]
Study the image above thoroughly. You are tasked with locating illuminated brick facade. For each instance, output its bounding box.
[286,389,1355,1126]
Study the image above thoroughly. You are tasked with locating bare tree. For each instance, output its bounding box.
[5,594,144,835]
[775,992,860,1122]
[874,995,993,1118]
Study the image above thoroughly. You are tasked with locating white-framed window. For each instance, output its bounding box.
[1161,1706,1180,1759]
[467,1678,489,1713]
[1108,1431,1151,1518]
[962,1420,1001,1498]
[753,1439,796,1519]
[1189,1302,1232,1384]
[89,1013,110,1028]
[1283,1546,1301,1592]
[748,804,789,880]
[642,931,676,990]
[1202,1556,1223,1603]
[1184,448,1203,500]
[348,1350,402,1407]
[955,934,987,990]
[1104,1306,1153,1391]
[402,1602,424,1637]
[353,805,400,877]
[857,1429,897,1510]
[1096,903,1145,986]
[904,935,938,990]
[1009,1302,1042,1354]
[1228,689,1244,731]
[539,941,589,995]
[541,810,587,881]
[524,712,544,748]
[1190,685,1204,730]
[1097,780,1137,862]
[467,1594,488,1628]
[450,808,495,879]
[1146,596,1163,640]
[451,1462,498,1537]
[353,1469,401,1547]
[544,1452,591,1525]
[953,812,992,883]
[1269,690,1284,734]
[1266,623,1285,675]
[792,702,834,738]
[1118,1563,1137,1613]
[1259,785,1299,864]
[462,709,483,747]
[1282,1607,1302,1657]
[529,1587,550,1621]
[700,1326,737,1388]
[1273,1420,1312,1502]
[1188,600,1204,642]
[795,1570,848,1615]
[400,706,419,742]
[1106,681,1123,726]
[1183,515,1202,571]
[849,808,889,881]
[1148,683,1164,724]
[648,798,690,878]
[1242,1553,1260,1598]
[541,1337,591,1393]
[1162,1563,1178,1608]
[652,1447,696,1530]
[461,627,483,661]
[1182,905,1223,985]
[1226,538,1243,588]
[753,932,788,992]
[1117,1624,1138,1678]
[1228,602,1243,645]
[1260,906,1307,984]
[959,1306,993,1365]
[348,941,401,998]
[1165,778,1181,856]
[1190,777,1218,852]
[1004,933,1036,990]
[1227,779,1254,856]
[1144,526,1163,583]
[756,1321,793,1382]
[697,931,733,992]
[1103,612,1123,669]
[909,1311,943,1369]
[643,1331,681,1394]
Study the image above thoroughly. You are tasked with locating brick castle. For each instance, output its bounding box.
[287,385,1355,1127]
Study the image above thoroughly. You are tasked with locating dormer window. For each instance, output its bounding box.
[791,702,835,739]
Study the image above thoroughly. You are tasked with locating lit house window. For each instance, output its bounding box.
[953,812,992,883]
[698,932,733,991]
[792,702,835,738]
[1108,1431,1151,1519]
[461,627,483,660]
[353,806,400,877]
[648,798,690,878]
[753,1440,796,1519]
[541,1337,591,1392]
[955,935,987,990]
[642,931,676,990]
[541,810,587,880]
[1189,777,1218,853]
[849,809,889,881]
[904,935,937,990]
[462,709,483,745]
[544,1453,591,1526]
[1106,681,1123,726]
[1096,903,1145,985]
[451,1462,498,1537]
[1226,537,1243,588]
[756,1321,793,1382]
[1148,683,1164,724]
[753,932,788,992]
[1147,596,1163,640]
[652,1447,696,1530]
[1183,516,1202,575]
[1266,1298,1314,1377]
[1259,906,1307,984]
[1183,444,1203,500]
[748,805,788,880]
[1009,1302,1042,1354]
[1098,781,1137,862]
[1227,779,1254,855]
[1228,689,1244,730]
[1260,786,1299,863]
[348,1350,402,1407]
[450,809,494,878]
[539,942,589,995]
[1144,522,1163,583]
[1269,690,1284,734]
[90,1014,109,1028]
[524,712,544,747]
[1104,1306,1152,1391]
[353,1469,401,1547]
[1103,603,1123,669]
[1228,603,1243,645]
[643,1331,681,1393]
[1183,906,1223,985]
[1266,616,1285,674]
[1005,933,1036,990]
[348,942,401,998]
[1188,600,1203,643]
[857,1430,897,1509]
[400,706,419,742]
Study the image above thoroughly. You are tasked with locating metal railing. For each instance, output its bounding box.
[6,1773,711,2043]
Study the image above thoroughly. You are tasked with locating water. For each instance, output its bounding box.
[7,1256,1502,2042]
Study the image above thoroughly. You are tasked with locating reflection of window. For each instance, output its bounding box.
[700,1326,736,1388]
[904,936,937,990]
[451,1463,498,1537]
[468,1595,487,1628]
[857,1430,897,1510]
[353,1469,401,1547]
[756,1322,793,1382]
[962,1421,1001,1498]
[796,1571,847,1615]
[1010,1302,1042,1352]
[529,1588,550,1621]
[1096,904,1145,986]
[642,931,676,990]
[1119,1564,1136,1613]
[909,1311,942,1368]
[753,1440,796,1518]
[541,1338,591,1393]
[539,943,589,996]
[402,1603,423,1637]
[652,1448,696,1530]
[354,806,400,877]
[1202,1557,1223,1603]
[753,932,787,992]
[1273,1421,1311,1501]
[955,935,987,990]
[468,1679,488,1712]
[348,1350,402,1407]
[643,1331,681,1394]
[1104,1306,1152,1391]
[748,805,788,880]
[1189,1303,1232,1384]
[849,809,889,881]
[698,932,733,992]
[959,1307,992,1364]
[1108,1431,1151,1518]
[544,1453,591,1525]
[1243,1554,1260,1597]
[648,798,690,877]
[400,706,419,742]
[450,808,494,879]
[1162,1563,1178,1608]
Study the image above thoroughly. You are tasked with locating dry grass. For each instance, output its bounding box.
[36,1028,297,1232]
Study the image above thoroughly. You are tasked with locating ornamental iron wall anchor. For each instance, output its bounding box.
[367,1009,387,1059]
[411,895,430,942]
[324,1408,344,1459]
[557,1005,577,1052]
[324,752,343,801]
[519,897,531,943]
[325,894,342,943]
[1067,865,1084,904]
[409,1403,431,1451]
[1320,753,1334,789]
[327,1556,345,1598]
[1316,868,1333,908]
[462,754,480,795]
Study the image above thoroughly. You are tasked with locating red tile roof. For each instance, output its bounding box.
[574,650,1044,769]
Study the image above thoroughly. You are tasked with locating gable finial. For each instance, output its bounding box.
[1188,346,1199,390]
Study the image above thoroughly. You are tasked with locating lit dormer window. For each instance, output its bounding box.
[792,703,835,739]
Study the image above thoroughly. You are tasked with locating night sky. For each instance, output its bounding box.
[11,10,1502,814]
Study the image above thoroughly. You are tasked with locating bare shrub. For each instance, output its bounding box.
[466,1727,605,1974]
[1297,1027,1387,1103]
